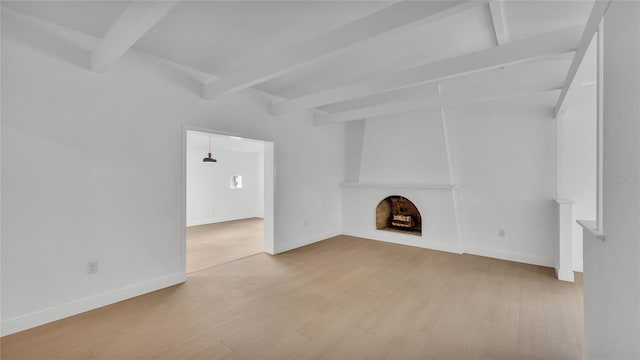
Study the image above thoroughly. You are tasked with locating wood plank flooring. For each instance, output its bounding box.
[186,218,264,273]
[0,235,583,359]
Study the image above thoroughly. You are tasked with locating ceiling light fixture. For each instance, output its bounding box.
[203,135,217,163]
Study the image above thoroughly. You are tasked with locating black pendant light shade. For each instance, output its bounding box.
[203,153,217,162]
[203,136,217,163]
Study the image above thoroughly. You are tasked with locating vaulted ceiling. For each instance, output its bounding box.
[2,0,600,122]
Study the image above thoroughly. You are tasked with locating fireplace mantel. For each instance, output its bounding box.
[340,182,456,190]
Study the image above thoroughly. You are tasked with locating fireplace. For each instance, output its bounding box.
[376,196,422,236]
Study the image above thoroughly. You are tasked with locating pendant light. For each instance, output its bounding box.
[202,135,217,163]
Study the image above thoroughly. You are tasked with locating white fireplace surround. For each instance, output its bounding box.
[341,182,462,254]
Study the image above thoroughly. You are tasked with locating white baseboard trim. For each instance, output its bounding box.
[343,229,464,254]
[275,230,342,254]
[187,213,262,227]
[573,262,583,273]
[0,272,185,337]
[284,231,555,271]
[555,266,575,282]
[464,246,555,268]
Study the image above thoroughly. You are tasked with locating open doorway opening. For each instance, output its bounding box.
[183,129,274,273]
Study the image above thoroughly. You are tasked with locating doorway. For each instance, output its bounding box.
[181,128,274,274]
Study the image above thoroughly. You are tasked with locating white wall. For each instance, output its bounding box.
[344,120,365,183]
[562,84,597,272]
[359,109,451,184]
[0,10,345,335]
[186,132,263,226]
[438,93,559,266]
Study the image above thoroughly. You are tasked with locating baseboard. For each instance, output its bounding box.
[464,246,555,268]
[275,230,342,254]
[187,213,262,227]
[573,262,583,273]
[343,229,464,254]
[555,266,575,282]
[0,272,185,337]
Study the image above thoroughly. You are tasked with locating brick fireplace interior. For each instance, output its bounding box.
[375,196,422,236]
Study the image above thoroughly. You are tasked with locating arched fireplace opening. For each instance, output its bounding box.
[376,196,422,236]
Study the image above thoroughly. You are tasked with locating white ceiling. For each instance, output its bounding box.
[137,1,393,77]
[257,3,496,98]
[1,1,130,37]
[187,131,265,154]
[1,0,597,119]
[503,1,595,42]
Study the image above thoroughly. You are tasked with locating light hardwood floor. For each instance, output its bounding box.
[1,236,583,359]
[187,218,264,273]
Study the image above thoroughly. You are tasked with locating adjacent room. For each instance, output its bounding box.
[185,130,266,272]
[1,1,639,359]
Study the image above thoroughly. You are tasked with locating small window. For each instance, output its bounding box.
[230,175,242,189]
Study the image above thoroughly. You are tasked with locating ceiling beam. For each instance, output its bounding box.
[488,0,509,45]
[202,0,487,99]
[90,0,179,73]
[316,88,561,124]
[315,66,564,123]
[270,26,583,115]
[554,0,611,118]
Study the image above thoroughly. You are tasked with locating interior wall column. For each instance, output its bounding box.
[583,1,640,358]
[596,21,604,232]
[555,113,574,282]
